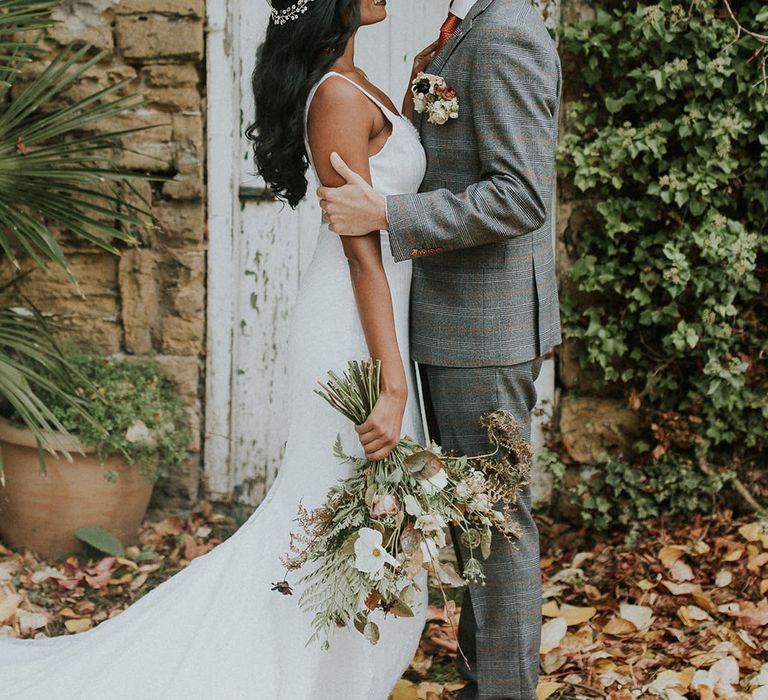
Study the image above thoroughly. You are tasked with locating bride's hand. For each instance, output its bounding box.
[355,389,407,462]
[403,41,438,118]
[411,40,439,81]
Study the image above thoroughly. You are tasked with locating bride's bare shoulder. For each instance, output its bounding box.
[308,74,371,125]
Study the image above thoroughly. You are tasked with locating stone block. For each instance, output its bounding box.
[2,254,121,353]
[15,60,138,108]
[115,15,203,61]
[559,396,641,463]
[50,0,120,51]
[117,0,203,17]
[140,64,199,109]
[143,85,200,111]
[153,202,205,243]
[6,254,117,315]
[55,317,122,353]
[119,247,161,353]
[114,137,174,172]
[153,355,201,452]
[162,147,203,200]
[141,63,199,86]
[161,316,204,356]
[92,108,172,139]
[171,112,203,144]
[153,355,201,401]
[165,249,204,318]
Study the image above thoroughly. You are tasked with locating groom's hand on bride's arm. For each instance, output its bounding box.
[317,152,388,236]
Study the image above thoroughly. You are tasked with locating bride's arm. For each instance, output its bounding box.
[308,78,407,462]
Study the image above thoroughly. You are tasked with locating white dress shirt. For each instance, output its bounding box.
[450,0,477,19]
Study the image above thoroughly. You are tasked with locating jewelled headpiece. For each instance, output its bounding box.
[270,0,317,25]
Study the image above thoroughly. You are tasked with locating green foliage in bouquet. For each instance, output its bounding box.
[276,360,533,649]
[557,1,767,481]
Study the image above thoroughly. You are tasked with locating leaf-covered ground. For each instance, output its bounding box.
[1,505,766,699]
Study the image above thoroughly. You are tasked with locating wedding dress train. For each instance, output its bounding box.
[0,72,428,699]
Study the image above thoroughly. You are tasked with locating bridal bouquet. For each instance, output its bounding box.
[273,360,532,649]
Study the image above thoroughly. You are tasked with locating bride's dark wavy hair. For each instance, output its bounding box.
[246,0,361,208]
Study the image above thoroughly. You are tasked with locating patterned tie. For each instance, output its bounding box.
[436,12,462,55]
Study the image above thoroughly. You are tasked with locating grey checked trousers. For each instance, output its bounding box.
[420,358,543,700]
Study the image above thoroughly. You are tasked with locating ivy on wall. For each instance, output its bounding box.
[556,0,767,515]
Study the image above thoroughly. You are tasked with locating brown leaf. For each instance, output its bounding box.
[541,600,560,618]
[152,516,184,537]
[64,618,92,633]
[747,552,768,573]
[536,681,564,700]
[661,580,701,595]
[737,600,768,629]
[559,603,596,626]
[602,617,638,637]
[0,593,22,623]
[658,545,686,568]
[668,558,694,582]
[390,680,419,700]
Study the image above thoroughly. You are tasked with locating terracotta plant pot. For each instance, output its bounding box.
[0,418,153,560]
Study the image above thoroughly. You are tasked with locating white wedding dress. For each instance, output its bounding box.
[0,72,428,699]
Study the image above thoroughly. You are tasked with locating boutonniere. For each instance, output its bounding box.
[411,72,459,126]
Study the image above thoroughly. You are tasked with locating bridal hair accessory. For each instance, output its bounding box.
[270,0,316,25]
[412,72,460,125]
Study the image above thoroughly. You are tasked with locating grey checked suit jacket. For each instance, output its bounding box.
[387,0,562,368]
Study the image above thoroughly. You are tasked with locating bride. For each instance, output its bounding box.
[0,1,435,698]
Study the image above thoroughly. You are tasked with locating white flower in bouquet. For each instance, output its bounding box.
[420,468,449,495]
[353,528,398,580]
[455,480,472,500]
[415,513,447,534]
[403,494,423,516]
[470,493,491,512]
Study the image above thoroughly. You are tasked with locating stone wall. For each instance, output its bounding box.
[5,0,207,511]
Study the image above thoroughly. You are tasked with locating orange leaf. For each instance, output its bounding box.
[64,618,92,633]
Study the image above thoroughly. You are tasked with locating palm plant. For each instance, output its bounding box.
[0,0,153,465]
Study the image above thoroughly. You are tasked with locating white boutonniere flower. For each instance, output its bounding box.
[411,72,459,126]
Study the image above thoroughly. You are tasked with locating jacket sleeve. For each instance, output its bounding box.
[386,25,561,263]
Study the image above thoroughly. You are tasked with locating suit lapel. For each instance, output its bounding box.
[416,0,495,136]
[426,0,495,74]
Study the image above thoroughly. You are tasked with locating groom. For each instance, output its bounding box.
[319,0,561,698]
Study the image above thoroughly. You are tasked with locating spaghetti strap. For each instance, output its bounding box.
[303,71,402,176]
[321,71,401,120]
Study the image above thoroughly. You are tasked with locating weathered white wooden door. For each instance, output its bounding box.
[206,0,558,506]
